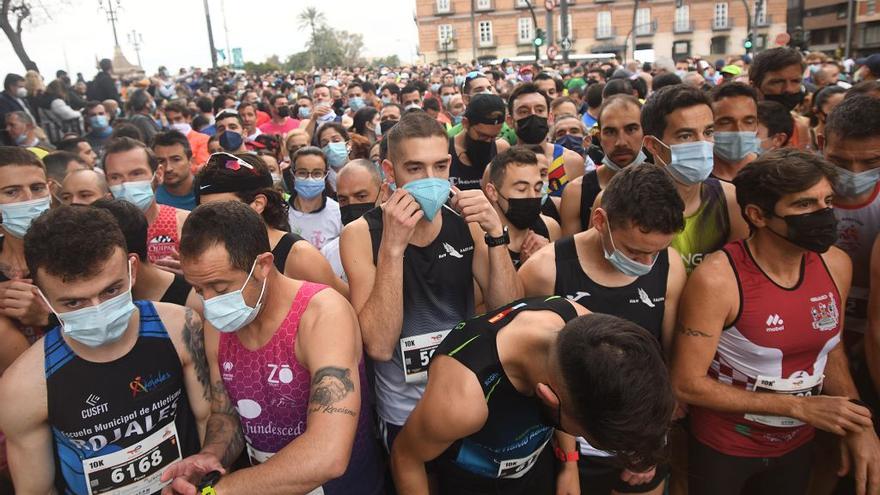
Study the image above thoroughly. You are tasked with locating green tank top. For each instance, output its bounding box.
[671,178,730,274]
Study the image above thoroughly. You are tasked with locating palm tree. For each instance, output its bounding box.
[297,6,326,66]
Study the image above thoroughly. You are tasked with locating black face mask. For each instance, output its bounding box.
[380,120,399,135]
[340,202,376,226]
[500,194,542,230]
[276,106,290,118]
[769,207,838,253]
[763,90,805,112]
[464,130,494,166]
[516,115,550,144]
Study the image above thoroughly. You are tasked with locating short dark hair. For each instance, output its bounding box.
[749,47,804,88]
[269,94,288,107]
[92,198,148,261]
[110,122,144,142]
[507,82,552,115]
[99,58,113,72]
[641,84,712,139]
[597,94,641,128]
[380,84,401,97]
[386,111,447,163]
[195,96,213,114]
[846,80,880,98]
[353,107,380,135]
[43,151,86,182]
[757,101,794,146]
[25,206,126,284]
[651,73,682,92]
[550,96,577,114]
[558,312,673,471]
[316,122,350,145]
[179,200,271,273]
[0,146,45,170]
[711,82,759,104]
[601,163,684,234]
[489,146,539,187]
[401,84,420,97]
[55,136,88,153]
[129,89,150,112]
[733,148,838,230]
[292,145,327,169]
[423,97,441,113]
[152,130,193,159]
[603,79,634,99]
[104,137,160,172]
[825,94,880,143]
[164,101,191,118]
[196,153,289,231]
[586,82,605,109]
[4,73,23,92]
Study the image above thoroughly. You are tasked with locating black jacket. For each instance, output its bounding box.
[86,71,120,103]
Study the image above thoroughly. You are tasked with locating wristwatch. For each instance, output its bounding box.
[485,226,510,248]
[197,470,222,495]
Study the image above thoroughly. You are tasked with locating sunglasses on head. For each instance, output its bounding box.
[209,151,254,172]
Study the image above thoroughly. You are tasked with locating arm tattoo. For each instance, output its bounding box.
[206,379,244,467]
[675,323,713,338]
[309,366,357,416]
[182,308,211,401]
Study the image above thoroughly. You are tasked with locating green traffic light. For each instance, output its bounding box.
[534,38,544,46]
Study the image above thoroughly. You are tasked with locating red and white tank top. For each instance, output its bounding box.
[690,240,841,458]
[147,204,180,263]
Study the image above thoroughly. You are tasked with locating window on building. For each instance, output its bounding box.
[635,7,652,35]
[755,0,767,25]
[479,20,493,46]
[711,35,728,54]
[869,0,877,15]
[714,2,729,29]
[556,14,574,40]
[673,40,691,57]
[518,17,534,44]
[438,24,453,43]
[597,11,612,38]
[865,23,880,44]
[436,0,450,13]
[516,0,529,7]
[675,5,690,32]
[476,0,492,10]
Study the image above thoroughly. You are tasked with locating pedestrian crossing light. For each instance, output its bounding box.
[534,29,545,47]
[744,35,753,51]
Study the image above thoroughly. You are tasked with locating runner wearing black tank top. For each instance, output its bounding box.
[0,206,212,495]
[520,164,687,495]
[483,147,561,270]
[559,95,647,237]
[390,297,675,495]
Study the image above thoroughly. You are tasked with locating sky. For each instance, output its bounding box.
[0,0,420,77]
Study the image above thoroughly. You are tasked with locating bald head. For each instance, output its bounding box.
[61,169,111,206]
[336,159,382,207]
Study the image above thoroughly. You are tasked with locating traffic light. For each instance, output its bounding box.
[534,28,545,47]
[743,34,753,51]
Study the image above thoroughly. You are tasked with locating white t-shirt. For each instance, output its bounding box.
[320,237,347,283]
[288,196,341,250]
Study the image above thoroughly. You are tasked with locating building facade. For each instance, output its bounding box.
[788,0,880,58]
[415,0,788,64]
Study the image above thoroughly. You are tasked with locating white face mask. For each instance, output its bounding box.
[15,87,27,98]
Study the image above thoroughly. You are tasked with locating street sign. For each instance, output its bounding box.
[544,0,555,10]
[547,44,559,60]
[560,37,572,51]
[232,48,244,69]
[775,32,791,47]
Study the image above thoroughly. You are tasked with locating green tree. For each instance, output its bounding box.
[371,55,400,68]
[297,6,326,66]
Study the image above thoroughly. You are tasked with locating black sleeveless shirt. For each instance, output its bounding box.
[45,300,199,495]
[271,232,307,273]
[553,237,669,341]
[160,275,192,306]
[449,137,496,191]
[509,216,550,270]
[435,296,578,487]
[578,171,602,233]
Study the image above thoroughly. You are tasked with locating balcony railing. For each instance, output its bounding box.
[635,20,657,36]
[478,35,496,48]
[437,39,456,51]
[754,14,773,27]
[595,26,616,39]
[674,20,695,33]
[713,17,733,30]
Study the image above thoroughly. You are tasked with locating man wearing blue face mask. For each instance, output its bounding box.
[641,84,749,274]
[520,163,688,495]
[287,146,341,250]
[0,205,211,495]
[340,111,522,451]
[710,83,760,182]
[83,101,112,156]
[169,201,385,495]
[346,82,366,115]
[823,95,880,389]
[103,137,189,268]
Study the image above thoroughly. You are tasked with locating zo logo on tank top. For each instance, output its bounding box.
[809,292,839,332]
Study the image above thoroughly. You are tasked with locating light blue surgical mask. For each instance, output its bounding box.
[110,180,155,212]
[295,177,326,199]
[602,150,647,172]
[602,224,656,277]
[323,142,349,169]
[381,96,393,105]
[713,131,760,162]
[89,115,109,129]
[40,260,137,347]
[202,260,267,333]
[298,106,311,119]
[373,121,382,137]
[402,177,450,221]
[441,95,452,107]
[0,196,50,238]
[656,139,715,186]
[835,167,880,198]
[349,97,365,112]
[453,115,463,125]
[430,83,441,93]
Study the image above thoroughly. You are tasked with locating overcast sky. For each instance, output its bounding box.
[0,0,419,77]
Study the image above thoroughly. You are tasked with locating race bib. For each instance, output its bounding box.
[246,445,324,494]
[745,373,824,428]
[400,330,451,384]
[497,437,551,479]
[83,423,181,495]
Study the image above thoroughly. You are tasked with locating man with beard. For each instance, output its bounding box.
[153,131,196,211]
[748,48,810,150]
[448,93,509,190]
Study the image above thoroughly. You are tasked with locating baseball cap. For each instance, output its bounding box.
[463,93,506,125]
[721,65,743,76]
[856,53,880,75]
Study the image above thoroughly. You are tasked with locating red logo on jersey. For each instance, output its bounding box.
[810,292,839,332]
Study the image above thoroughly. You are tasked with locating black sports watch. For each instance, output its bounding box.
[197,470,222,495]
[485,226,510,248]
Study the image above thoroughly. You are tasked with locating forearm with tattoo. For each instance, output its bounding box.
[182,308,211,401]
[204,379,245,467]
